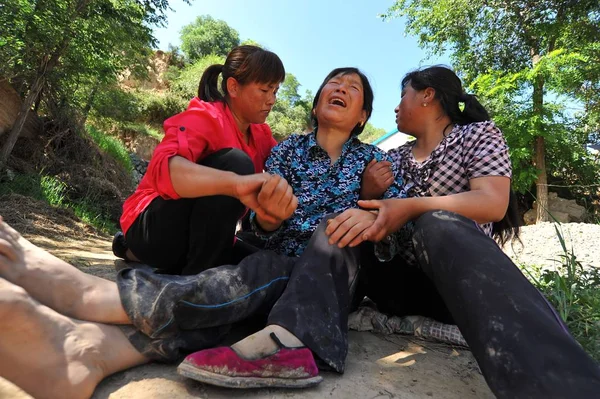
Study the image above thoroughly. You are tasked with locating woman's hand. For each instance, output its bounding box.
[358,198,416,242]
[360,159,394,200]
[325,209,377,248]
[256,174,298,228]
[235,174,298,231]
[234,173,279,225]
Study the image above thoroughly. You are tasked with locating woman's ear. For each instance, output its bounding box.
[423,87,436,103]
[360,110,367,126]
[226,77,239,99]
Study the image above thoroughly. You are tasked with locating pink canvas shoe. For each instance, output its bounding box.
[177,333,323,388]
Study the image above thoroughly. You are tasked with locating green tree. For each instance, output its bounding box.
[384,0,600,221]
[360,123,387,144]
[180,15,240,62]
[0,0,175,167]
[240,39,262,47]
[170,54,225,99]
[267,74,312,141]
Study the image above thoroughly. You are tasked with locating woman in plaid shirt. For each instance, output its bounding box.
[327,66,600,398]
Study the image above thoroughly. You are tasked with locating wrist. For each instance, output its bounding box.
[227,172,244,198]
[359,186,369,200]
[360,185,382,200]
[405,197,427,220]
[255,214,282,232]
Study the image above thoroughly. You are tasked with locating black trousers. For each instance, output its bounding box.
[360,210,600,399]
[118,209,600,397]
[117,215,360,373]
[125,148,254,275]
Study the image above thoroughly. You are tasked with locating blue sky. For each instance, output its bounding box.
[153,0,450,131]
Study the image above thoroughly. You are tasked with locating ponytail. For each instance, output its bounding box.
[198,64,224,102]
[492,189,521,246]
[403,66,521,245]
[457,92,489,125]
[197,45,285,104]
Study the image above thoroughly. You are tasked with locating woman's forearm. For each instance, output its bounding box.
[399,190,508,224]
[169,156,240,199]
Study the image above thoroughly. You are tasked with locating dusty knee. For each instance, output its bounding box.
[412,210,473,245]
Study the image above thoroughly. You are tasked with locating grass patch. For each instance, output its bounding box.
[86,125,133,172]
[71,200,117,233]
[521,224,600,361]
[0,173,117,234]
[0,173,46,200]
[87,116,164,141]
[120,121,163,140]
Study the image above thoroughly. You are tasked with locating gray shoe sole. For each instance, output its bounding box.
[177,361,323,389]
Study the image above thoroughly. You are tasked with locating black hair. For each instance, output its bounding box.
[402,65,489,125]
[403,65,521,244]
[311,67,374,136]
[198,45,285,102]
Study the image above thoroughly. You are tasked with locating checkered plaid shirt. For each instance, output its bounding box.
[376,121,512,265]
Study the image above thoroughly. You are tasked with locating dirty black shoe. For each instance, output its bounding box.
[112,231,129,260]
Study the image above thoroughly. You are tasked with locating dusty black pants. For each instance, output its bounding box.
[360,210,600,399]
[118,215,360,372]
[125,148,254,275]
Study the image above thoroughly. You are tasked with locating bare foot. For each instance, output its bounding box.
[0,216,130,324]
[0,278,148,399]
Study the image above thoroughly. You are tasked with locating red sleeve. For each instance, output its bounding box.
[144,112,219,200]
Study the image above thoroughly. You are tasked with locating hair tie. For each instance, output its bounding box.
[458,93,470,112]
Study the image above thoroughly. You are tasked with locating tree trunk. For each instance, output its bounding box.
[0,0,93,169]
[33,86,44,113]
[534,135,548,221]
[0,63,48,169]
[531,52,549,222]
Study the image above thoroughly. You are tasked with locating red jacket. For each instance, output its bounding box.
[120,98,277,234]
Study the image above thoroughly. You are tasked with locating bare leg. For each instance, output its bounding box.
[0,278,148,399]
[0,216,129,324]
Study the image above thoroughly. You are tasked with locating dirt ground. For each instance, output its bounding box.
[0,200,493,398]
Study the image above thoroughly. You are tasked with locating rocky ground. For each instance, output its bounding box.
[503,222,600,269]
[0,207,598,398]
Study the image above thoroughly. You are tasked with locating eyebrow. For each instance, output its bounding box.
[345,77,363,88]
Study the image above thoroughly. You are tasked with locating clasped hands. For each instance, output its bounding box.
[234,157,406,242]
[327,159,404,248]
[235,173,298,231]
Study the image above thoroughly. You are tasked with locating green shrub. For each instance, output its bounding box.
[137,91,188,125]
[521,224,600,361]
[171,54,224,99]
[40,175,67,206]
[85,125,133,172]
[71,199,117,233]
[92,86,141,122]
[0,174,44,199]
[120,122,163,140]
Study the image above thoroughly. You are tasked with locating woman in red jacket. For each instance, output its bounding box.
[113,45,296,275]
